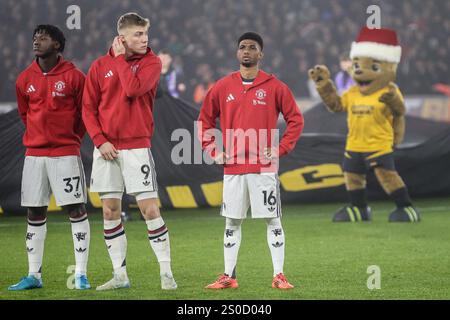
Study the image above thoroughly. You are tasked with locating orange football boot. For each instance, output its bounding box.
[205,274,239,289]
[272,273,294,289]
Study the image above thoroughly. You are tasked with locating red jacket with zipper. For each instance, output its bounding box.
[16,56,85,157]
[82,47,161,149]
[198,70,304,175]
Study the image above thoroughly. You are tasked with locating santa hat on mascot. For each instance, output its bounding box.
[350,27,402,63]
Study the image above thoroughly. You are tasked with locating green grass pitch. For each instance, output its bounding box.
[1,197,449,300]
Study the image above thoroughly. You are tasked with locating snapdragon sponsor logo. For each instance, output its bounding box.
[170,121,280,172]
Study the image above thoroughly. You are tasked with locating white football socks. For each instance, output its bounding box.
[266,218,285,276]
[70,213,90,276]
[26,218,47,279]
[146,217,173,276]
[104,219,127,276]
[224,218,242,278]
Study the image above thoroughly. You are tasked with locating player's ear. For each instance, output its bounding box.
[54,41,61,52]
[259,51,264,60]
[119,34,129,48]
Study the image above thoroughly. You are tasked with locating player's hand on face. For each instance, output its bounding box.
[99,142,119,160]
[214,152,229,165]
[308,65,331,86]
[112,36,126,57]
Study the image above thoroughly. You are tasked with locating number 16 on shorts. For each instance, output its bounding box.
[222,173,281,219]
[251,173,281,218]
[262,190,277,213]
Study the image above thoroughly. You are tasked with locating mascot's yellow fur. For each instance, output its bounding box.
[308,27,420,222]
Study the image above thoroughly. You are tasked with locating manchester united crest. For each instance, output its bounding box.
[255,89,266,100]
[54,81,65,92]
[131,64,139,74]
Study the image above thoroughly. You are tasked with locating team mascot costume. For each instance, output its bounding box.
[308,27,420,223]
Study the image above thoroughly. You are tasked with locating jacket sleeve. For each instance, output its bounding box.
[197,84,220,158]
[16,78,28,126]
[113,54,162,98]
[82,63,108,148]
[277,84,304,157]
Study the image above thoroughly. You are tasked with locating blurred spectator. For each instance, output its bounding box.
[0,0,448,104]
[158,49,186,98]
[433,83,450,97]
[193,63,215,105]
[433,83,450,118]
[334,53,355,95]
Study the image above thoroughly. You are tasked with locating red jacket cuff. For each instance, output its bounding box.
[278,145,289,157]
[93,134,108,148]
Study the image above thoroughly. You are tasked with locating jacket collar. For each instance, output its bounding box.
[231,69,274,89]
[108,47,152,61]
[30,54,74,75]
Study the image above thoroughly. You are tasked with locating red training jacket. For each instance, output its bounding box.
[82,47,161,149]
[198,70,304,175]
[16,56,86,156]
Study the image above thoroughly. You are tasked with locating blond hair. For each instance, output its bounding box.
[117,12,150,34]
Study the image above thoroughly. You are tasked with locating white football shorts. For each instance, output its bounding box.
[90,148,158,199]
[221,172,281,219]
[21,155,87,207]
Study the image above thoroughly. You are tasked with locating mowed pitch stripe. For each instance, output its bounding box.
[0,205,448,228]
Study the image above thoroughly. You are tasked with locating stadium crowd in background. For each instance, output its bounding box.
[0,0,449,105]
[158,49,186,99]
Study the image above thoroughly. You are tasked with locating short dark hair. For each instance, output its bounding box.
[33,24,66,52]
[117,12,150,33]
[237,32,263,51]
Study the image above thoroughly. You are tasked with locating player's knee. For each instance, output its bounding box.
[142,203,160,220]
[266,217,282,228]
[225,218,243,229]
[27,207,47,221]
[102,203,121,220]
[65,203,87,219]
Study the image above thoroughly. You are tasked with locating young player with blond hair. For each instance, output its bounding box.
[83,12,177,291]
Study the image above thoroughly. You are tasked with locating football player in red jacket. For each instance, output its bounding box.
[82,12,176,291]
[199,32,304,290]
[9,25,90,291]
